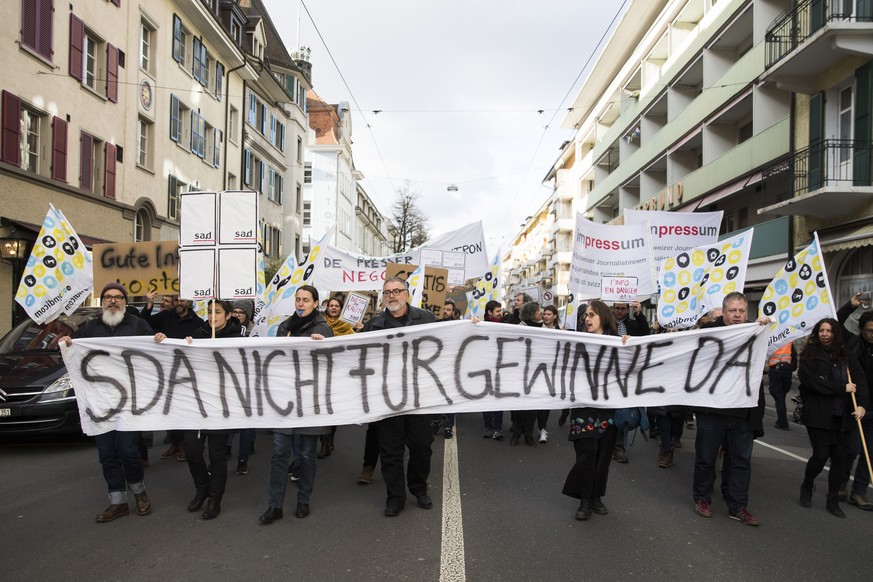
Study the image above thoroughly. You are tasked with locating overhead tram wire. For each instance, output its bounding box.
[493,0,630,241]
[300,0,396,210]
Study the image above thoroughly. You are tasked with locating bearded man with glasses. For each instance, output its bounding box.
[58,283,154,522]
[361,276,437,517]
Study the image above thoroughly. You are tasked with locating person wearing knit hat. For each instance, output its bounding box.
[231,300,255,335]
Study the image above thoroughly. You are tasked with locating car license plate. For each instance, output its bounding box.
[0,408,11,417]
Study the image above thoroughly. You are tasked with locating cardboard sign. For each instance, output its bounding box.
[340,292,370,325]
[601,276,638,302]
[93,241,180,296]
[386,263,448,318]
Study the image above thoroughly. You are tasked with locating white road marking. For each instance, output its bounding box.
[440,428,466,582]
[755,439,811,463]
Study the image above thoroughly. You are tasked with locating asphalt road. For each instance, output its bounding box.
[2,388,871,581]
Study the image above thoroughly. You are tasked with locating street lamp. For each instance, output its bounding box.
[1,237,30,326]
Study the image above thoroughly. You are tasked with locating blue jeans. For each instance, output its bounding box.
[693,413,754,513]
[267,433,318,508]
[483,411,503,431]
[768,366,793,428]
[95,430,145,504]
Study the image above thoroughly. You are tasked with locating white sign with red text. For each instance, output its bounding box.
[601,276,639,302]
[624,210,722,266]
[570,214,655,299]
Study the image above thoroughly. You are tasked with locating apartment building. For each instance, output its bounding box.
[757,0,873,305]
[355,183,389,257]
[0,0,309,332]
[512,0,801,306]
[303,91,357,253]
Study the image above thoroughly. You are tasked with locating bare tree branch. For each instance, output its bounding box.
[390,181,430,253]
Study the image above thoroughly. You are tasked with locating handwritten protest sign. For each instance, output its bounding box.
[601,276,638,302]
[92,241,179,296]
[61,321,768,435]
[340,292,370,325]
[386,263,448,318]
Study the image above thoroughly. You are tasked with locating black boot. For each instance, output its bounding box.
[187,487,209,512]
[826,494,845,518]
[317,434,330,459]
[202,497,222,520]
[799,482,814,508]
[575,498,593,521]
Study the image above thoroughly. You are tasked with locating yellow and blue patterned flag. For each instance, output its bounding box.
[408,264,425,308]
[759,233,835,355]
[16,205,93,324]
[657,230,753,329]
[468,253,500,318]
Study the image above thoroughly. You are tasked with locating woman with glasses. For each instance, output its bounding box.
[562,299,627,521]
[798,317,867,517]
[259,285,334,524]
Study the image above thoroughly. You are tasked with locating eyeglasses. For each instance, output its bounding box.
[382,288,407,297]
[583,312,597,319]
[232,310,245,315]
[102,295,126,303]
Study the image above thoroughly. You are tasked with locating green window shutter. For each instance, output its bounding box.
[808,92,825,191]
[811,0,826,33]
[854,63,872,186]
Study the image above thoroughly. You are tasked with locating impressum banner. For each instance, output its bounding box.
[62,321,768,435]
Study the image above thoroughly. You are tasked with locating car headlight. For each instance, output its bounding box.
[38,373,75,403]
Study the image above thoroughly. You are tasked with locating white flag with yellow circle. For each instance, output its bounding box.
[759,233,835,355]
[657,230,754,329]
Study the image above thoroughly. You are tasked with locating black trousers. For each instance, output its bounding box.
[363,422,380,467]
[184,430,229,499]
[511,410,536,436]
[562,426,618,500]
[376,415,433,507]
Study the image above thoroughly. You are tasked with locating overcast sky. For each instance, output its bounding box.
[263,0,628,257]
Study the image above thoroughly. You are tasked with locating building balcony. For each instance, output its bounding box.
[550,217,575,234]
[758,139,873,219]
[762,0,873,93]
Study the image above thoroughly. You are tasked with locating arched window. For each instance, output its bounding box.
[134,208,152,242]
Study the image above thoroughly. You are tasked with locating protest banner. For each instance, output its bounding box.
[421,221,489,281]
[657,230,754,329]
[601,276,638,302]
[178,191,258,300]
[339,292,370,325]
[386,263,448,318]
[317,244,417,291]
[624,210,722,266]
[92,241,179,296]
[570,214,655,299]
[16,205,93,324]
[759,233,836,354]
[62,321,768,435]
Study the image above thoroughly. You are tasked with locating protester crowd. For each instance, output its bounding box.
[58,282,871,526]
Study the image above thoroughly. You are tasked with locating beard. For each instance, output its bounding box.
[102,308,125,327]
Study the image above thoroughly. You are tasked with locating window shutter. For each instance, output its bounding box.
[39,0,53,60]
[51,116,67,181]
[21,0,38,52]
[192,37,201,80]
[855,62,872,186]
[104,143,117,199]
[79,132,93,190]
[1,91,21,166]
[808,92,824,191]
[244,149,251,185]
[69,14,84,81]
[106,44,119,103]
[111,0,120,7]
[172,15,182,63]
[169,95,180,141]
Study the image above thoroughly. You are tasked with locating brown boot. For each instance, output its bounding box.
[160,445,178,459]
[134,492,152,516]
[176,447,187,462]
[357,465,375,485]
[96,503,130,523]
[658,450,673,468]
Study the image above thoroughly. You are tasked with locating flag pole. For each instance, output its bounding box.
[847,369,873,485]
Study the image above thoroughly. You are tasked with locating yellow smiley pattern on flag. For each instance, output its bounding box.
[16,205,94,324]
[657,230,753,329]
[469,253,501,319]
[759,234,835,355]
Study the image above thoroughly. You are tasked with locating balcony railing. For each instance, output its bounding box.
[761,139,873,207]
[765,0,872,69]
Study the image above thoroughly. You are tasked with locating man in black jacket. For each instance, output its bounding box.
[692,292,768,526]
[837,294,873,510]
[143,295,203,460]
[612,300,650,337]
[59,283,154,523]
[362,276,437,517]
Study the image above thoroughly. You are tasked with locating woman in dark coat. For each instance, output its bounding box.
[562,299,624,520]
[798,317,868,517]
[155,299,241,520]
[259,285,334,523]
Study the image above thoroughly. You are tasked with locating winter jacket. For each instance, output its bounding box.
[75,313,153,339]
[362,305,437,331]
[799,349,868,431]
